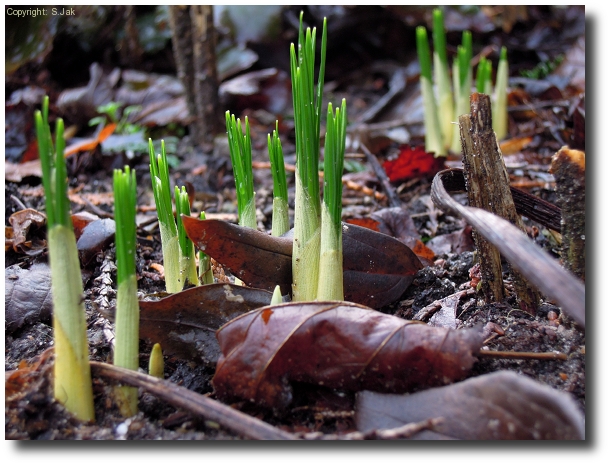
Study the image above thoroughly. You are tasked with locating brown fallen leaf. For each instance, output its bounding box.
[8,208,46,254]
[212,301,486,410]
[182,217,423,308]
[5,160,43,182]
[351,207,436,265]
[5,263,53,334]
[137,284,273,366]
[356,371,584,440]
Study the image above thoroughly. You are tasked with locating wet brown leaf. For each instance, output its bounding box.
[182,217,423,308]
[212,301,485,410]
[356,371,584,440]
[138,284,273,366]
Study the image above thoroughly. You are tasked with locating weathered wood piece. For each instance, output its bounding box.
[90,362,296,440]
[168,5,220,146]
[168,6,198,136]
[459,93,540,313]
[550,146,586,281]
[190,5,220,145]
[431,169,585,328]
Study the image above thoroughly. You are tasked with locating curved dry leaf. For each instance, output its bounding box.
[5,263,53,334]
[182,216,423,308]
[138,284,273,366]
[212,302,485,410]
[76,218,116,266]
[356,371,585,440]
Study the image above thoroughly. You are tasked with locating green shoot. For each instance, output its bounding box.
[268,121,289,236]
[416,25,445,156]
[88,101,143,135]
[417,9,510,153]
[317,100,347,301]
[451,31,473,152]
[432,9,454,150]
[198,211,215,285]
[226,111,256,230]
[35,96,95,422]
[476,57,492,94]
[270,285,283,305]
[290,13,327,301]
[493,46,509,140]
[148,343,164,379]
[149,139,181,293]
[175,186,199,287]
[112,165,139,417]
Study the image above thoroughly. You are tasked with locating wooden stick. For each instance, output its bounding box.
[90,361,297,440]
[430,169,585,328]
[550,146,586,281]
[477,349,568,361]
[459,93,540,314]
[359,141,402,208]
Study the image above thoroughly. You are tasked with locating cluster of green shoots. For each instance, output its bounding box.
[416,8,509,156]
[226,13,347,302]
[35,96,96,422]
[148,139,213,292]
[36,94,174,421]
[112,166,139,416]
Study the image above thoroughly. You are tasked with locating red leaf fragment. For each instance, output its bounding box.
[212,302,486,410]
[383,145,445,183]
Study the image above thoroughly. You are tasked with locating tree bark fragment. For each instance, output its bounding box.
[168,5,220,147]
[550,146,585,281]
[459,93,540,313]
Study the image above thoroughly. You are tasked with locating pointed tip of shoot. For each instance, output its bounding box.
[416,26,432,81]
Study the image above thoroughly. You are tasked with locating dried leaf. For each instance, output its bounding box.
[371,207,436,264]
[5,263,53,334]
[182,217,423,308]
[212,302,485,410]
[138,284,273,366]
[8,208,46,254]
[76,218,116,266]
[5,160,43,182]
[356,371,584,440]
[64,123,117,157]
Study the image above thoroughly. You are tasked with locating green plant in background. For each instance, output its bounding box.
[519,54,564,80]
[225,112,256,230]
[175,186,199,287]
[112,165,139,417]
[431,9,454,152]
[416,8,509,155]
[290,13,327,302]
[89,101,143,135]
[148,139,181,293]
[317,100,347,301]
[198,211,215,285]
[416,25,444,156]
[35,96,95,422]
[268,121,289,237]
[492,46,509,141]
[450,29,473,152]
